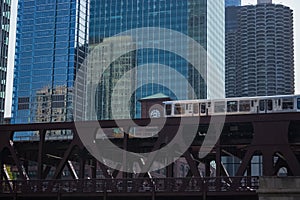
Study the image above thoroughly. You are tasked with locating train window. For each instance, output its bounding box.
[240,100,251,112]
[259,100,265,111]
[165,104,172,115]
[251,100,254,107]
[200,103,206,114]
[282,98,294,110]
[214,101,225,113]
[174,103,185,115]
[267,100,273,111]
[193,103,199,114]
[208,102,211,107]
[298,98,300,109]
[278,99,281,107]
[227,101,238,112]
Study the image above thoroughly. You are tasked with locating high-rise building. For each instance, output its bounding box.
[225,3,294,97]
[89,0,225,119]
[0,0,11,123]
[225,6,240,97]
[12,0,89,124]
[225,0,241,7]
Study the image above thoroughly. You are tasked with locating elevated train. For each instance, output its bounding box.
[163,94,300,117]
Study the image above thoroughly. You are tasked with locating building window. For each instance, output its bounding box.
[18,97,29,103]
[18,104,29,110]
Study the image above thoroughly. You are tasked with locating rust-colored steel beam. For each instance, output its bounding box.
[235,120,300,176]
[0,112,299,183]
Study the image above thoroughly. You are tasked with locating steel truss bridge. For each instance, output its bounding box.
[0,113,300,200]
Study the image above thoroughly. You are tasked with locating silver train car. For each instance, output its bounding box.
[163,94,300,117]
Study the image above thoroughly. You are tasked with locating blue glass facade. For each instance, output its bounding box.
[89,0,225,119]
[225,0,241,7]
[12,0,89,124]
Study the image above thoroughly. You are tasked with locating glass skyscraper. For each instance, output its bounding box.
[0,0,11,123]
[12,0,89,124]
[89,0,225,119]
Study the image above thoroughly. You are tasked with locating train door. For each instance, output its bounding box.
[164,103,172,117]
[273,98,281,112]
[200,103,207,116]
[258,99,273,113]
[266,99,273,113]
[193,103,199,116]
[185,103,193,116]
[258,100,266,113]
[250,100,256,113]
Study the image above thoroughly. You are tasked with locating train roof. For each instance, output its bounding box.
[163,94,300,104]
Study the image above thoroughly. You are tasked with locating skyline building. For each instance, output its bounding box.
[0,0,11,123]
[225,0,241,7]
[225,3,294,97]
[225,6,240,97]
[12,0,89,125]
[89,0,225,119]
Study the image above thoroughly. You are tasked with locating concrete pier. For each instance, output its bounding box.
[257,177,300,200]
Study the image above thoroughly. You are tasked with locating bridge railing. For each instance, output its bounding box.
[0,176,259,194]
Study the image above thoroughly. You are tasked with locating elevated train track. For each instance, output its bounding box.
[0,112,300,199]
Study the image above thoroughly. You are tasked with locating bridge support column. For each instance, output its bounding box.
[0,151,2,181]
[236,121,300,176]
[166,162,174,177]
[257,177,300,200]
[205,160,211,177]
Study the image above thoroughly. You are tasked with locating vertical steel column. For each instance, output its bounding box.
[205,160,211,177]
[0,151,2,193]
[166,163,174,177]
[122,127,129,178]
[79,150,87,179]
[91,158,97,179]
[38,129,46,179]
[215,141,221,177]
